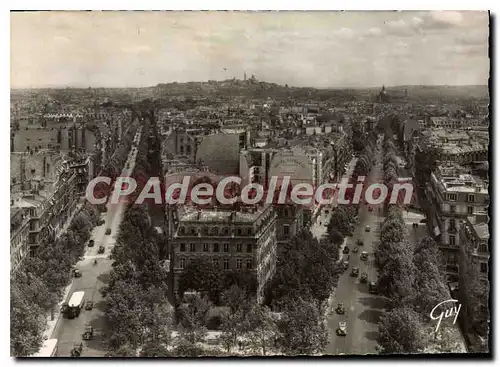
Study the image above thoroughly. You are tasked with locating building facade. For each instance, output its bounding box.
[425,163,489,281]
[172,204,277,303]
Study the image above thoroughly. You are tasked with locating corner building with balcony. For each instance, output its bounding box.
[425,162,489,282]
[172,204,277,303]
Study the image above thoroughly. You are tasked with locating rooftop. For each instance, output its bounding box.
[177,204,270,224]
[473,222,489,240]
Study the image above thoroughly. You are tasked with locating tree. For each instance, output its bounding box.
[140,342,171,357]
[177,293,210,344]
[378,307,425,354]
[219,309,246,353]
[221,285,248,314]
[414,146,441,187]
[245,304,278,356]
[10,286,46,357]
[327,206,352,237]
[327,228,344,246]
[178,258,222,304]
[103,279,145,349]
[277,297,328,355]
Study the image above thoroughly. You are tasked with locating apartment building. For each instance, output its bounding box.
[425,162,489,281]
[172,204,277,303]
[10,208,31,271]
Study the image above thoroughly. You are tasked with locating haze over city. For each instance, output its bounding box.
[11,11,489,89]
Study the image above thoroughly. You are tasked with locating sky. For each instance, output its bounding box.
[10,11,490,88]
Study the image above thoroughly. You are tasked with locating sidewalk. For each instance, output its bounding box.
[43,282,73,340]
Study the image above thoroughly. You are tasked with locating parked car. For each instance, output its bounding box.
[336,303,345,315]
[61,303,69,314]
[365,225,371,232]
[360,251,368,261]
[369,281,378,294]
[350,267,360,277]
[73,269,82,278]
[82,325,93,340]
[337,321,347,336]
[85,301,94,311]
[360,273,368,283]
[88,240,95,247]
[357,239,364,246]
[105,228,111,235]
[343,246,350,254]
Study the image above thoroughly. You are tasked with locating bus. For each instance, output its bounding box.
[67,291,85,319]
[32,339,58,357]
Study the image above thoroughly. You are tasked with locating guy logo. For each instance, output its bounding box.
[430,299,462,333]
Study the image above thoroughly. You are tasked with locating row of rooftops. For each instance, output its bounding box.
[433,162,489,194]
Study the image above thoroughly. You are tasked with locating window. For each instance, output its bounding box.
[247,243,252,253]
[224,258,229,270]
[190,243,196,252]
[246,260,253,269]
[448,193,457,201]
[213,243,220,252]
[203,243,209,252]
[190,227,197,235]
[479,243,488,253]
[236,259,243,269]
[224,243,229,252]
[468,194,475,203]
[237,228,242,236]
[237,244,242,252]
[480,262,488,273]
[180,243,186,252]
[449,235,456,246]
[202,227,209,235]
[212,227,219,235]
[212,258,219,267]
[449,219,456,231]
[180,258,185,269]
[284,208,289,217]
[283,224,290,237]
[29,221,36,231]
[468,206,474,215]
[222,227,229,235]
[449,205,456,214]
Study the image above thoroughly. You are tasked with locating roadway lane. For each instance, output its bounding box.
[325,135,386,355]
[51,123,144,357]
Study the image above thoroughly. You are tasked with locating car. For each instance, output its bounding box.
[342,261,349,271]
[61,303,69,314]
[73,269,82,278]
[360,251,368,261]
[352,246,359,253]
[337,321,347,336]
[98,219,105,226]
[105,228,111,235]
[350,267,360,277]
[360,273,368,283]
[88,239,95,247]
[85,301,94,310]
[343,246,350,254]
[82,325,93,340]
[369,281,378,294]
[357,239,364,246]
[100,286,109,297]
[336,303,345,314]
[98,245,105,254]
[365,225,371,232]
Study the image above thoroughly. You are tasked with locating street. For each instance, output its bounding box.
[313,138,386,355]
[51,123,143,357]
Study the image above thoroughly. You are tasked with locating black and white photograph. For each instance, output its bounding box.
[9,9,491,358]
